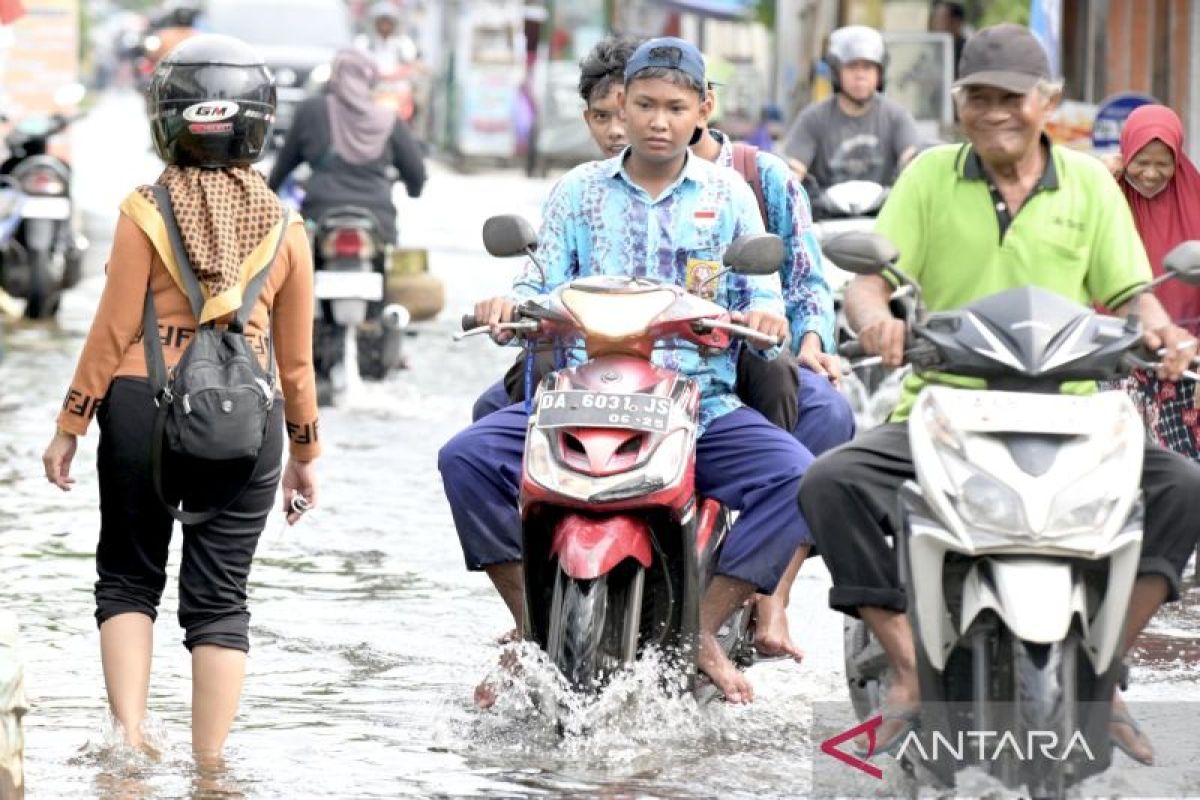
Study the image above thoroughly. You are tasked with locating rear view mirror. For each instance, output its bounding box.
[821,232,900,277]
[723,234,784,276]
[1163,241,1200,286]
[482,215,537,258]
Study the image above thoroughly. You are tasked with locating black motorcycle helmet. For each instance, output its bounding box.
[147,34,275,168]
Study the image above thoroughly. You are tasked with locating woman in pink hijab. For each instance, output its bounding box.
[1117,105,1200,460]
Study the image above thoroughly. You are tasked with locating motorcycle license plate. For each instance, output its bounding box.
[313,270,383,301]
[535,391,671,433]
[21,196,70,220]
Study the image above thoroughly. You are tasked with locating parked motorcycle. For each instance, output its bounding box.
[459,215,784,699]
[0,84,89,320]
[826,231,1200,798]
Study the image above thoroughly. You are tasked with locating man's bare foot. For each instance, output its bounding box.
[496,627,519,645]
[1110,690,1154,765]
[698,632,754,704]
[854,673,920,754]
[474,646,522,709]
[753,594,804,662]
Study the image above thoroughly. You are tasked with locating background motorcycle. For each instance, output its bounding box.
[311,205,409,405]
[811,181,900,427]
[460,215,784,701]
[826,231,1200,799]
[270,163,411,405]
[0,84,89,320]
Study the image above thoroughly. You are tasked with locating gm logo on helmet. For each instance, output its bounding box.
[182,101,240,123]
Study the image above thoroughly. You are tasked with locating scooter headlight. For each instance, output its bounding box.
[1045,458,1126,535]
[923,398,1026,534]
[524,426,690,502]
[940,451,1027,533]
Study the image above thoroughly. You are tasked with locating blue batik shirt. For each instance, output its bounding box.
[510,150,785,431]
[711,129,835,354]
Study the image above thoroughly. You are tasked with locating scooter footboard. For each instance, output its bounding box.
[551,513,653,580]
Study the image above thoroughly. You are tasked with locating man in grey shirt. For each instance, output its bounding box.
[782,26,920,214]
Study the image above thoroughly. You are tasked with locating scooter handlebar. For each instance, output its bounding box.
[839,339,866,359]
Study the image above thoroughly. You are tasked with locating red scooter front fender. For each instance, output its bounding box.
[551,513,653,580]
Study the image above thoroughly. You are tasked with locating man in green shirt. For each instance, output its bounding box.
[799,24,1200,763]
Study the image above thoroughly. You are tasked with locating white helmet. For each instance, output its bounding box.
[825,26,888,92]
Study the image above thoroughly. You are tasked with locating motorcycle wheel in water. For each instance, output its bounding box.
[459,215,785,700]
[824,231,1200,799]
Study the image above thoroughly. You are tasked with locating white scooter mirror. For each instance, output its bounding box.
[53,82,86,108]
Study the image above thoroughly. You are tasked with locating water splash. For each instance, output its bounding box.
[467,643,731,759]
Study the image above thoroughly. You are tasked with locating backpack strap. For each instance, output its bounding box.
[234,206,288,388]
[149,185,205,321]
[731,142,769,227]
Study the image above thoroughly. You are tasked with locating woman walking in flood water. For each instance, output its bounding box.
[40,35,321,764]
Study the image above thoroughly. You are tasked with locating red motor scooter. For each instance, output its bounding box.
[459,215,785,697]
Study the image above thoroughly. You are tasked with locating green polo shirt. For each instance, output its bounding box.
[874,139,1151,421]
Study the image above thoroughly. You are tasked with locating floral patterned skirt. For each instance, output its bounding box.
[1118,371,1200,460]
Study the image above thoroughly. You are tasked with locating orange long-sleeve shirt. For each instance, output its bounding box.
[57,209,322,461]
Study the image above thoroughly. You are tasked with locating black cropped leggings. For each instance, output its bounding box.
[94,377,283,652]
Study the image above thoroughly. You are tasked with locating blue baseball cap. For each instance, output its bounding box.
[623,37,706,87]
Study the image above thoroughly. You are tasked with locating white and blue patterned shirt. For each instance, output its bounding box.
[510,151,785,430]
[710,129,835,353]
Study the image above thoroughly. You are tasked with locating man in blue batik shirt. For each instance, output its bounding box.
[439,38,813,704]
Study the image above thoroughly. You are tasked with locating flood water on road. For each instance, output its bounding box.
[1,91,1198,799]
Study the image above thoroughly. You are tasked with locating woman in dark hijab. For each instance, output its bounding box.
[268,48,426,244]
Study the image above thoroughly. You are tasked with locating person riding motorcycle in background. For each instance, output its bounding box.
[358,1,422,75]
[780,26,920,218]
[140,0,204,80]
[267,48,426,248]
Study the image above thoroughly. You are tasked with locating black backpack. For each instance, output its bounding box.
[142,184,287,524]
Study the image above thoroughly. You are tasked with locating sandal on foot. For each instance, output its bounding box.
[853,707,921,759]
[1110,709,1154,766]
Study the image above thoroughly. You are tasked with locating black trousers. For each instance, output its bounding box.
[94,378,283,652]
[800,423,1200,617]
[503,346,801,431]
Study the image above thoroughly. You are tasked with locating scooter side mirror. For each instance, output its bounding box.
[821,231,900,277]
[723,233,784,276]
[1163,241,1200,286]
[482,214,537,258]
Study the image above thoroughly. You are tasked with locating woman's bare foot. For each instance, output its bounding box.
[752,594,804,662]
[698,632,754,704]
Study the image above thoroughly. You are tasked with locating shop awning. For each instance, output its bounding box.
[656,0,756,20]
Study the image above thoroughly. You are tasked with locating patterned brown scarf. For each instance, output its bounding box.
[138,165,283,299]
